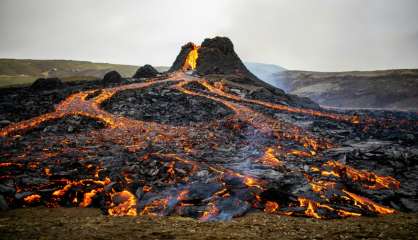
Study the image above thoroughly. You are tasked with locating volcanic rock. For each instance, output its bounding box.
[0,195,8,210]
[31,77,64,90]
[1,38,418,221]
[133,64,159,78]
[169,37,256,78]
[196,37,255,77]
[102,83,234,125]
[169,37,319,109]
[102,71,122,84]
[30,115,106,135]
[0,119,11,127]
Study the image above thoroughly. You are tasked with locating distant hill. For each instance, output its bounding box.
[0,59,285,88]
[244,62,285,86]
[0,59,168,87]
[273,69,418,111]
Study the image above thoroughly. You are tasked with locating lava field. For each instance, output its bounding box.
[0,37,417,221]
[1,70,417,221]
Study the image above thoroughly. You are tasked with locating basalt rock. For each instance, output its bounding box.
[2,39,418,221]
[169,37,255,79]
[196,37,255,78]
[102,71,122,84]
[133,64,159,78]
[31,77,64,90]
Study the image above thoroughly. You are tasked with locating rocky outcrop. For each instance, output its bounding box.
[102,71,122,84]
[169,37,256,79]
[31,78,64,90]
[196,37,255,78]
[133,65,159,78]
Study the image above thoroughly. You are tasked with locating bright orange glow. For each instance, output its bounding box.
[242,176,263,189]
[108,190,137,216]
[43,167,52,176]
[80,188,102,208]
[298,197,322,219]
[183,44,199,70]
[177,189,189,201]
[264,201,279,213]
[343,190,395,214]
[287,149,313,158]
[140,198,170,216]
[259,148,282,166]
[309,180,336,193]
[200,202,219,221]
[0,70,403,220]
[325,161,400,190]
[24,194,41,204]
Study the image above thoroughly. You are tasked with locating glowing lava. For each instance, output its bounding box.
[0,71,404,220]
[183,44,199,71]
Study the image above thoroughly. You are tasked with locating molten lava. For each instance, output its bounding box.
[183,44,199,71]
[0,70,405,221]
[108,190,137,216]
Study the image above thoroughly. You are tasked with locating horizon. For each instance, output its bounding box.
[2,57,418,73]
[1,0,418,71]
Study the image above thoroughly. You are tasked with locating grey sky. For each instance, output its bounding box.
[0,0,417,71]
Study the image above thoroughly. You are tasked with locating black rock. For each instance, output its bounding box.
[196,37,255,78]
[169,37,255,78]
[400,198,418,212]
[0,195,8,211]
[0,184,15,194]
[0,119,11,127]
[168,37,319,109]
[102,71,122,84]
[31,77,64,90]
[132,65,159,78]
[14,191,33,200]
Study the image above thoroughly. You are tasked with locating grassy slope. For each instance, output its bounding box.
[0,59,169,87]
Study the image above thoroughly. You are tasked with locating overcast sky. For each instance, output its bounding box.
[1,0,417,71]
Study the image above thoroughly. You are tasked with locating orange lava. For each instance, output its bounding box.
[343,190,395,214]
[108,190,137,216]
[183,43,200,71]
[324,161,400,190]
[0,71,402,219]
[24,194,41,204]
[264,201,279,213]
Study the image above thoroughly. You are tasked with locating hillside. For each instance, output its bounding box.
[272,69,418,111]
[244,62,285,86]
[0,59,169,87]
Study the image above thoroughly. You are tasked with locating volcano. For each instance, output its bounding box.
[170,37,254,77]
[0,37,417,221]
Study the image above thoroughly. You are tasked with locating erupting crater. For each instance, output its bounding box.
[182,43,200,71]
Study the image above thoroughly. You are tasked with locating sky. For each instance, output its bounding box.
[0,0,417,71]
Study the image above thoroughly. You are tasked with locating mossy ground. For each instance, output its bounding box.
[0,207,417,240]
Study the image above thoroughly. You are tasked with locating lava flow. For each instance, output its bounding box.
[183,44,199,71]
[0,68,407,221]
